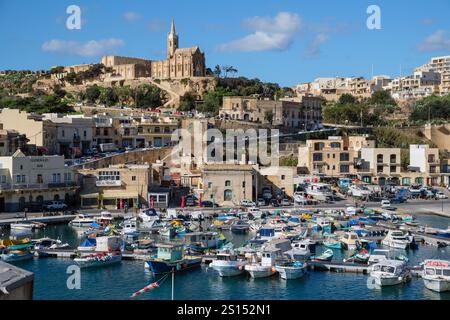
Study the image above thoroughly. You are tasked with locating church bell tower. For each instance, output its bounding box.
[167,18,179,59]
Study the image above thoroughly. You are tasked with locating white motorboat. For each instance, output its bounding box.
[33,237,70,250]
[10,221,45,231]
[305,183,333,201]
[369,260,411,287]
[139,208,160,223]
[382,230,412,249]
[422,259,450,292]
[122,220,138,235]
[210,249,247,277]
[275,260,308,280]
[348,184,373,198]
[95,211,114,225]
[69,214,95,228]
[244,249,278,278]
[285,239,313,261]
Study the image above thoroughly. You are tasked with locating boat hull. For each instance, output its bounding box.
[275,266,307,280]
[245,265,276,278]
[145,258,202,275]
[382,240,409,250]
[210,261,247,277]
[74,255,122,268]
[1,252,34,262]
[423,277,450,292]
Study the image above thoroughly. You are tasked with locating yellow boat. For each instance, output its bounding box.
[301,215,313,220]
[0,238,31,247]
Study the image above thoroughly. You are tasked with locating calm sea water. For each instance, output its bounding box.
[5,213,450,300]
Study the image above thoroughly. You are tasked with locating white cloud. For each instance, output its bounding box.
[217,12,301,52]
[418,30,450,52]
[123,12,141,22]
[305,33,329,58]
[42,39,125,57]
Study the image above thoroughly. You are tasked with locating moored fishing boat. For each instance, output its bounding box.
[275,260,307,280]
[144,243,201,274]
[244,249,278,278]
[382,230,412,249]
[0,243,34,262]
[311,249,334,262]
[69,214,95,228]
[210,248,247,277]
[339,231,360,250]
[323,235,342,249]
[422,259,450,292]
[344,248,370,264]
[369,260,411,287]
[74,252,122,268]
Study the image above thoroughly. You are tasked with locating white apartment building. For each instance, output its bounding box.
[0,150,77,212]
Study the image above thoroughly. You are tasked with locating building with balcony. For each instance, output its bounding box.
[358,147,402,185]
[298,136,375,178]
[79,164,152,210]
[0,150,77,212]
[43,114,94,157]
[219,96,322,131]
[407,144,441,186]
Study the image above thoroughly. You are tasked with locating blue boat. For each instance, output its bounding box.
[0,243,34,262]
[181,232,227,254]
[145,243,202,275]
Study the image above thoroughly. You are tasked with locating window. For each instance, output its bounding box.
[340,153,350,161]
[132,176,136,181]
[225,180,231,187]
[377,165,384,173]
[16,175,21,183]
[390,166,397,173]
[37,174,43,184]
[281,175,285,180]
[224,189,232,201]
[242,181,246,188]
[208,182,212,189]
[377,154,384,163]
[62,130,65,137]
[340,165,350,173]
[313,153,323,162]
[390,154,397,163]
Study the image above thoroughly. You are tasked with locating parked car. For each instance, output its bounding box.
[280,198,291,206]
[240,199,256,207]
[381,199,391,208]
[45,201,68,211]
[435,192,448,200]
[201,201,219,208]
[257,198,266,207]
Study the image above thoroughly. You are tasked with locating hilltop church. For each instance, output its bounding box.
[101,19,206,80]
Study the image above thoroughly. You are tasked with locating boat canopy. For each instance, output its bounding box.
[79,238,97,247]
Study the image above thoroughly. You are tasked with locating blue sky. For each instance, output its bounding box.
[0,0,449,86]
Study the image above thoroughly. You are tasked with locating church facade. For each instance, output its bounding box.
[101,19,206,81]
[151,19,206,79]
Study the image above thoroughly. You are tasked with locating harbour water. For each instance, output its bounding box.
[4,212,450,300]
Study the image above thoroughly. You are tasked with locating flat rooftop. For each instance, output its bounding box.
[0,261,34,296]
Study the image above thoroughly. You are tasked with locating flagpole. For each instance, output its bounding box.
[171,269,174,300]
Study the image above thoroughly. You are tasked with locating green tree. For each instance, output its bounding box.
[85,85,101,103]
[213,65,222,78]
[180,92,196,111]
